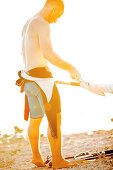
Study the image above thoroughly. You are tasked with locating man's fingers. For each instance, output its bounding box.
[70,73,81,82]
[68,67,81,82]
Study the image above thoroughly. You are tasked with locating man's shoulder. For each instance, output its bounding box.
[22,15,50,36]
[31,15,49,30]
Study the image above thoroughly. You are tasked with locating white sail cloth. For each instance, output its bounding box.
[80,81,113,96]
[21,70,54,102]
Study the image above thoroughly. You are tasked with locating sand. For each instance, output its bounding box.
[0,129,113,169]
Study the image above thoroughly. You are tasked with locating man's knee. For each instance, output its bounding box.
[28,117,42,137]
[47,112,61,137]
[29,117,43,124]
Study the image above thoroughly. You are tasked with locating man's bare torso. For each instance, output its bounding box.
[22,16,48,71]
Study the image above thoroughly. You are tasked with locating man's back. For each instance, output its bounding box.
[22,16,48,71]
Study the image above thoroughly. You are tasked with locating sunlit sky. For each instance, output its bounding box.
[0,0,113,135]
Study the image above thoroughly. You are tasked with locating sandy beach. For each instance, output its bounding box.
[0,129,113,169]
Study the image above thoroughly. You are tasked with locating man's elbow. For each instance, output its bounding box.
[42,49,54,60]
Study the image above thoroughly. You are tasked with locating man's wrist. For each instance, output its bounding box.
[67,65,75,72]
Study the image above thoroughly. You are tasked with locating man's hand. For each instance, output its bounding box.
[68,67,81,82]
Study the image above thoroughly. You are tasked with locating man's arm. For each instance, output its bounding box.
[36,20,81,81]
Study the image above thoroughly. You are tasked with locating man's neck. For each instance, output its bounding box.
[35,10,49,23]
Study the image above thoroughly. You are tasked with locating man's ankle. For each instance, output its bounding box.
[52,155,64,164]
[32,154,42,161]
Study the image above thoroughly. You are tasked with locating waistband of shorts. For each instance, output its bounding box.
[26,67,53,78]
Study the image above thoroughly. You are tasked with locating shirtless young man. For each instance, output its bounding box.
[21,0,81,168]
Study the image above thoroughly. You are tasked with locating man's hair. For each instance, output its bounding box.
[45,0,64,10]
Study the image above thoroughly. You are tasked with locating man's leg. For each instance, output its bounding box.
[28,117,45,167]
[47,112,78,169]
[24,82,46,166]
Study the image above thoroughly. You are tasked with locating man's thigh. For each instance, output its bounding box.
[24,82,46,118]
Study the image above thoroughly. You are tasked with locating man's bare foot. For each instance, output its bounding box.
[32,157,45,167]
[52,158,78,169]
